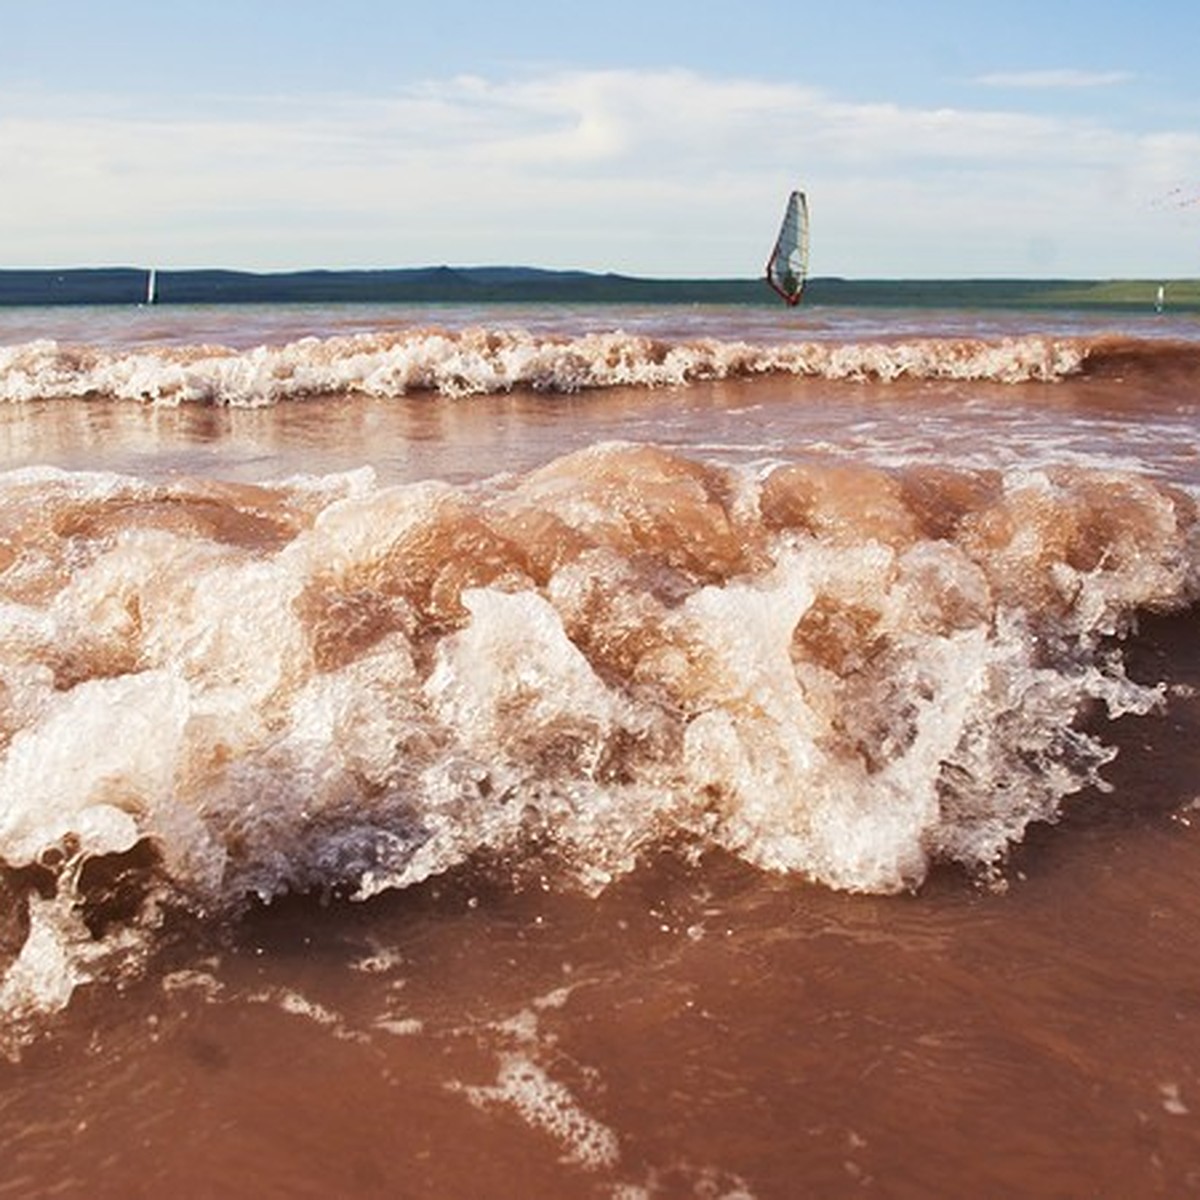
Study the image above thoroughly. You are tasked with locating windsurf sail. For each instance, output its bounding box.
[765,190,810,306]
[145,268,157,306]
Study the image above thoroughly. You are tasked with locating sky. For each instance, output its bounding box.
[1,0,1199,278]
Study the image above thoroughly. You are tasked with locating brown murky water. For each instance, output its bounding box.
[2,306,1200,1198]
[6,741,1200,1199]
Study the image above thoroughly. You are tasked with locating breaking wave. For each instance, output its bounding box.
[0,443,1197,1033]
[0,328,1125,406]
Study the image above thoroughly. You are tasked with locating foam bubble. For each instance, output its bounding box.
[462,1052,622,1170]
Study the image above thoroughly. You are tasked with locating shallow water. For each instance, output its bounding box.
[1,302,1199,1197]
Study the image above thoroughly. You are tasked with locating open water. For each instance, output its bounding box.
[1,300,1199,1197]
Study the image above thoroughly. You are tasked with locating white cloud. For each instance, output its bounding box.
[973,69,1134,89]
[0,68,1195,277]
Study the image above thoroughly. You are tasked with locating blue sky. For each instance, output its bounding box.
[2,0,1198,277]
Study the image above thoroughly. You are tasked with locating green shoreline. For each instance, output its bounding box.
[2,266,1198,311]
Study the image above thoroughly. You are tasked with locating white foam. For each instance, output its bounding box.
[0,330,1088,406]
[0,898,85,1029]
[426,588,644,757]
[374,1016,424,1037]
[462,1052,622,1170]
[0,671,185,864]
[0,449,1193,1026]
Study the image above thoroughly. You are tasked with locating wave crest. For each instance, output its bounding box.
[0,329,1094,405]
[0,447,1196,1032]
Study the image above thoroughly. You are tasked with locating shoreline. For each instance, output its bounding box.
[2,265,1198,310]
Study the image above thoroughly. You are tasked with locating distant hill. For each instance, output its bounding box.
[0,265,1196,310]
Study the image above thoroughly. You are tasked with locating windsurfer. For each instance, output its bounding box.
[765,190,809,306]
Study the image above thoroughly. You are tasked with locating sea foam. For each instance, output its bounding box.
[0,329,1092,406]
[0,444,1196,1031]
